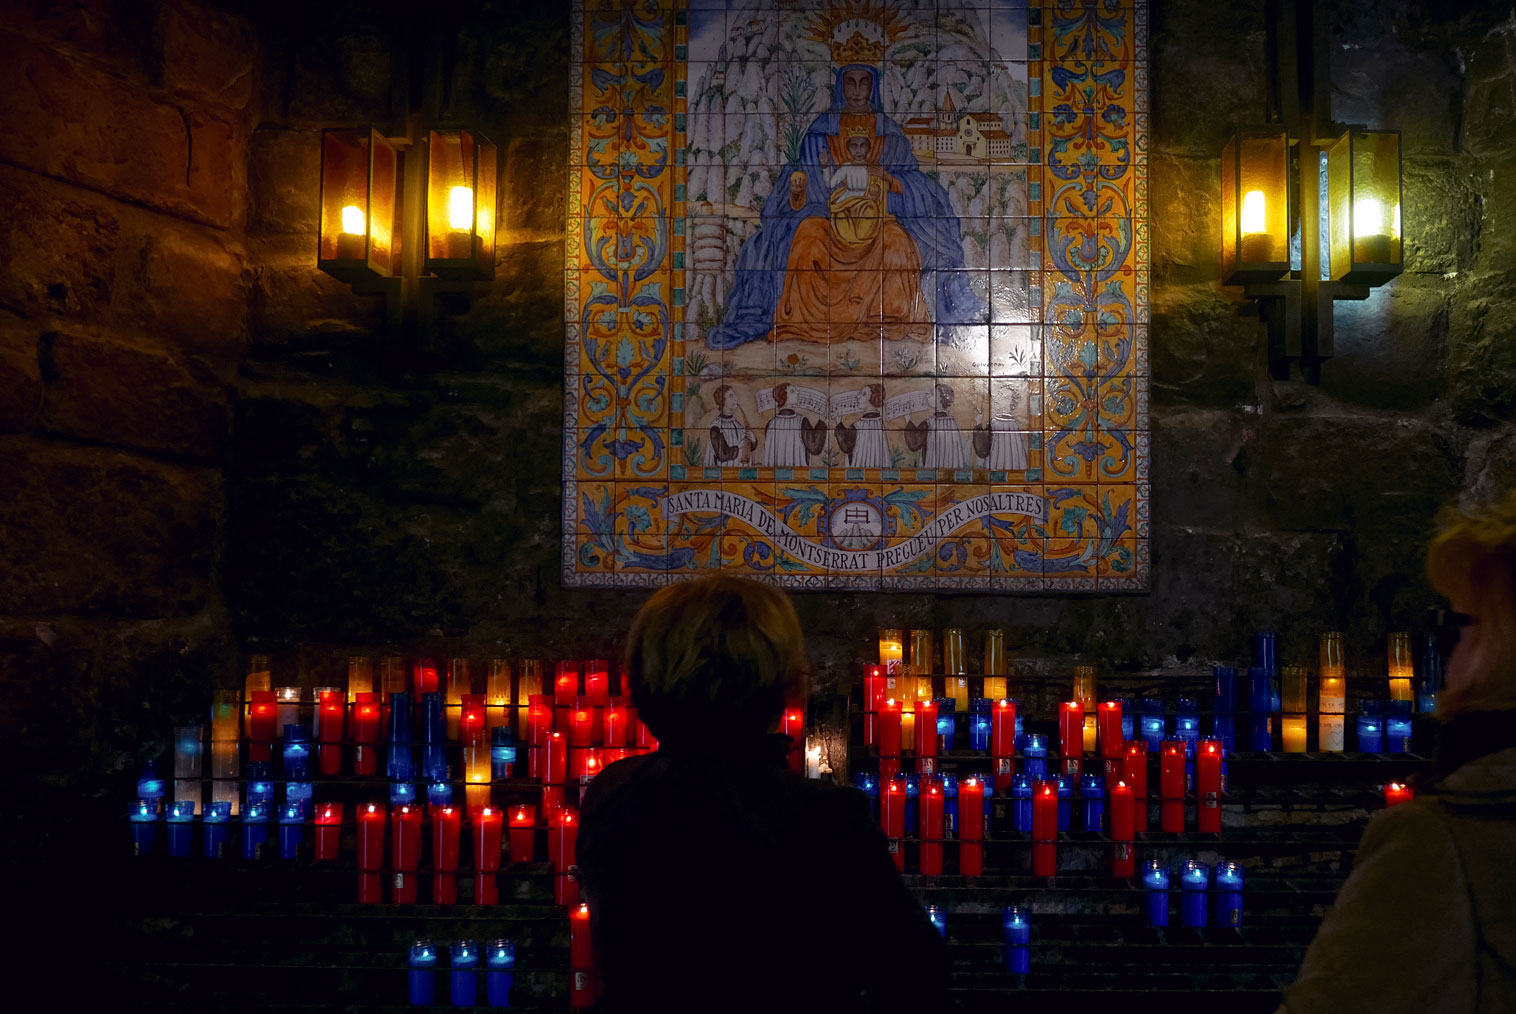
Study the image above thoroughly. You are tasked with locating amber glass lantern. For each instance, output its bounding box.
[318,129,399,281]
[425,129,499,279]
[1326,129,1402,284]
[1220,128,1290,285]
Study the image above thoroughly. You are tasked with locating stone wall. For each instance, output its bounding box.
[7,0,1516,862]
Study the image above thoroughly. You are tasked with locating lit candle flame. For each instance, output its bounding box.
[1354,197,1385,236]
[1240,189,1266,235]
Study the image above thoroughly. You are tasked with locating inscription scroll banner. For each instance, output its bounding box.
[661,489,1050,573]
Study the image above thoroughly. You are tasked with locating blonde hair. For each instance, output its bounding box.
[1426,490,1516,716]
[623,575,808,742]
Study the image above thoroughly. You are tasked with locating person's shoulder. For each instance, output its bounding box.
[580,752,659,819]
[790,777,874,829]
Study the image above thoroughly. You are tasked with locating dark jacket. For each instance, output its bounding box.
[577,734,951,1014]
[1281,714,1516,1014]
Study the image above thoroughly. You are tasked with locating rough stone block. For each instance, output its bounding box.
[1149,282,1260,407]
[1463,28,1515,155]
[153,0,255,109]
[4,0,155,77]
[0,314,43,433]
[1149,407,1263,528]
[1448,271,1516,425]
[1319,281,1449,411]
[248,128,320,234]
[1149,0,1266,155]
[1335,45,1462,155]
[1402,159,1480,275]
[0,31,241,228]
[39,329,230,459]
[453,239,565,367]
[1259,415,1460,535]
[502,136,568,236]
[0,437,220,616]
[120,223,249,355]
[247,235,384,345]
[0,166,120,320]
[285,19,393,125]
[1150,153,1220,287]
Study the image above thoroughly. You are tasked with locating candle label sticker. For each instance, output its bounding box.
[563,0,1151,592]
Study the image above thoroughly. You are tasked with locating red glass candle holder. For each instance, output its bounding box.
[1385,781,1414,807]
[554,662,579,707]
[433,805,462,871]
[249,690,277,763]
[474,871,499,905]
[393,804,423,872]
[1098,701,1124,759]
[958,777,984,877]
[314,802,343,861]
[544,732,568,786]
[1196,738,1223,833]
[352,692,380,776]
[1159,740,1186,833]
[527,695,553,748]
[568,703,594,748]
[991,699,1016,759]
[584,661,610,707]
[879,698,902,762]
[1110,780,1135,877]
[473,806,503,872]
[1032,779,1058,877]
[461,694,486,747]
[413,660,439,696]
[918,778,944,875]
[916,699,939,766]
[509,804,536,863]
[603,703,627,748]
[1122,740,1149,832]
[1059,701,1084,776]
[881,776,905,873]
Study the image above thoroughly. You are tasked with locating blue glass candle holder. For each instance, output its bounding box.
[903,773,920,833]
[421,692,447,781]
[1180,860,1209,928]
[390,781,417,807]
[130,799,160,856]
[486,939,515,1008]
[203,801,232,858]
[1023,734,1047,780]
[137,761,165,811]
[1002,906,1031,973]
[166,800,195,858]
[1356,704,1383,753]
[279,800,305,859]
[1055,773,1073,832]
[450,940,479,1007]
[941,773,959,838]
[934,697,957,752]
[242,800,270,859]
[1080,773,1105,833]
[1213,665,1239,714]
[1254,632,1279,708]
[925,904,946,938]
[1385,701,1413,753]
[427,781,454,807]
[1212,712,1237,753]
[283,727,311,779]
[1119,698,1136,742]
[491,726,517,779]
[1142,860,1170,927]
[1011,774,1033,832]
[387,691,415,780]
[1174,698,1200,749]
[1246,666,1271,714]
[854,772,879,820]
[1214,861,1244,927]
[409,940,438,1006]
[1140,700,1165,751]
[969,697,992,753]
[285,780,312,817]
[1247,713,1271,753]
[1418,633,1442,714]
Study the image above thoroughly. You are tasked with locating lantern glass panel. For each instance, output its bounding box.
[1221,128,1289,284]
[1327,130,1402,284]
[318,129,397,281]
[475,139,498,278]
[427,129,477,269]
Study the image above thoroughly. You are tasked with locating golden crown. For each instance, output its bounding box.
[805,3,914,68]
[845,124,871,139]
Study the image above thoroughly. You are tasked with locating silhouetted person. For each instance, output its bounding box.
[1279,491,1516,1013]
[577,575,950,1013]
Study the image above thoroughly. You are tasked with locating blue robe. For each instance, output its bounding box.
[705,65,984,350]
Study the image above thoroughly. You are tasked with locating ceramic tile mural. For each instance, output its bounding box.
[564,0,1149,591]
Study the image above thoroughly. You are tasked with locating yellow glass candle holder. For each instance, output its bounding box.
[1073,665,1097,707]
[878,628,904,676]
[1281,714,1308,753]
[943,629,966,676]
[346,656,374,702]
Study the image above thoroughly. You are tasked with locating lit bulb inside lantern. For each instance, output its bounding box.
[340,204,365,235]
[449,186,474,230]
[1240,190,1266,234]
[1354,197,1385,236]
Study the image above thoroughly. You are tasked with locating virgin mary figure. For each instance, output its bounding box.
[704,63,984,350]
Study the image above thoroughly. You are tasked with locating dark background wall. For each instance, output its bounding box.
[4,0,1515,863]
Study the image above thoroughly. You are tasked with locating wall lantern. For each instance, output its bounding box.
[318,129,400,281]
[1326,129,1402,285]
[1222,1,1404,381]
[425,129,498,279]
[1220,128,1290,286]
